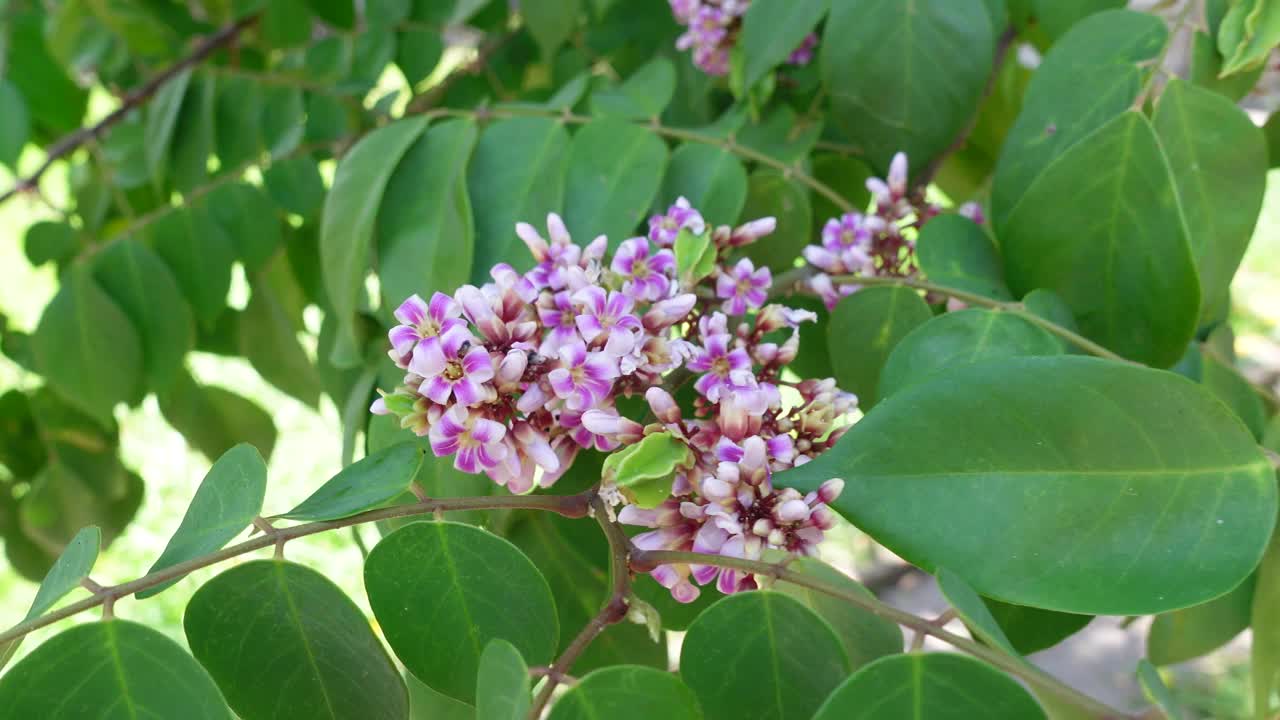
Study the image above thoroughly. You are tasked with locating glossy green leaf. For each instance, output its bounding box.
[879,309,1061,399]
[1189,30,1263,101]
[820,0,993,173]
[936,567,1020,655]
[981,598,1092,656]
[92,239,194,392]
[1219,0,1280,75]
[321,116,428,366]
[1148,573,1256,666]
[810,153,872,227]
[564,120,669,249]
[22,525,100,622]
[603,432,692,508]
[0,621,230,719]
[23,221,78,267]
[776,356,1277,615]
[261,0,313,48]
[1001,112,1198,367]
[524,0,580,58]
[264,156,326,218]
[158,368,277,461]
[1202,348,1267,442]
[204,182,283,273]
[261,86,305,158]
[1152,78,1266,324]
[378,118,477,313]
[992,10,1166,228]
[1252,516,1280,720]
[476,640,530,720]
[407,673,475,720]
[591,57,676,119]
[397,29,444,86]
[170,73,216,193]
[32,267,144,426]
[1137,660,1182,720]
[740,0,827,90]
[1020,289,1078,353]
[306,0,356,29]
[239,274,322,408]
[0,80,30,169]
[467,117,568,283]
[281,442,423,521]
[736,106,822,165]
[365,521,559,703]
[736,170,811,273]
[826,286,933,410]
[775,558,903,670]
[681,591,848,720]
[6,9,88,135]
[150,207,237,332]
[811,653,1046,720]
[549,666,702,720]
[138,443,266,599]
[186,560,408,720]
[213,74,264,170]
[916,215,1011,301]
[144,67,191,188]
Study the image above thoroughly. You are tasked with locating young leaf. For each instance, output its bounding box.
[820,0,993,174]
[590,57,677,119]
[739,0,827,90]
[826,286,933,410]
[1219,0,1280,76]
[563,120,669,249]
[774,558,903,670]
[32,266,144,426]
[92,238,195,392]
[549,666,701,720]
[603,431,692,508]
[916,215,1012,301]
[811,653,1047,720]
[279,442,423,521]
[476,639,530,720]
[1001,112,1199,368]
[21,525,100,622]
[365,521,559,703]
[0,621,229,719]
[682,592,848,720]
[738,170,811,272]
[659,144,748,224]
[776,356,1276,615]
[185,561,408,720]
[1147,573,1255,666]
[150,207,237,332]
[137,443,267,599]
[321,116,428,366]
[878,309,1062,399]
[378,118,478,310]
[1152,78,1267,325]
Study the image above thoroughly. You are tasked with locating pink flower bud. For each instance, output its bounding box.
[888,152,908,197]
[646,387,681,424]
[516,222,550,261]
[729,217,777,247]
[751,518,774,537]
[775,498,810,523]
[582,409,644,442]
[546,212,572,245]
[817,478,844,504]
[958,201,985,225]
[866,177,891,205]
[370,397,389,415]
[497,349,528,385]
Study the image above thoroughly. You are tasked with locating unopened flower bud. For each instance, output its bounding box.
[729,217,777,247]
[497,349,528,386]
[888,152,908,197]
[775,498,810,523]
[516,222,550,261]
[646,387,681,424]
[817,478,844,504]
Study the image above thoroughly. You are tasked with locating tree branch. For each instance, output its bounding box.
[0,14,260,207]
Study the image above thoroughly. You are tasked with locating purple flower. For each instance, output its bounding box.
[688,334,754,402]
[548,340,619,410]
[518,214,583,291]
[561,407,621,451]
[694,44,731,75]
[573,286,642,346]
[648,197,706,247]
[387,292,466,364]
[669,0,700,24]
[409,325,495,406]
[428,405,508,473]
[822,213,872,251]
[787,33,818,66]
[612,238,675,301]
[537,291,580,356]
[716,258,771,315]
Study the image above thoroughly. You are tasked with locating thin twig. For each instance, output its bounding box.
[405,31,516,114]
[0,14,260,206]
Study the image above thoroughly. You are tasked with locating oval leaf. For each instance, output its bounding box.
[185,560,408,720]
[22,525,100,622]
[564,120,669,249]
[280,442,424,521]
[740,0,828,90]
[549,666,701,720]
[777,356,1276,615]
[916,215,1012,301]
[365,521,559,703]
[739,170,812,272]
[476,639,530,720]
[1147,573,1255,666]
[826,286,933,410]
[658,144,748,225]
[774,557,903,670]
[150,206,237,332]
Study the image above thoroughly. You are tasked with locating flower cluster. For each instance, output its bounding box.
[670,0,818,76]
[802,152,984,309]
[373,198,855,602]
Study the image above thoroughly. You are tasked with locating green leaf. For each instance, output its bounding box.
[378,118,477,313]
[138,443,266,599]
[261,86,306,158]
[1148,573,1255,666]
[523,0,580,58]
[23,221,78,267]
[261,0,313,48]
[158,367,277,461]
[32,266,144,426]
[1219,0,1280,75]
[878,309,1062,399]
[185,560,408,720]
[981,598,1092,656]
[203,182,283,273]
[1001,111,1199,368]
[280,442,423,521]
[467,117,569,283]
[170,73,217,193]
[365,521,559,703]
[564,120,669,249]
[936,567,1020,655]
[603,432,692,508]
[916,215,1012,301]
[0,621,230,719]
[150,207,237,332]
[681,592,848,720]
[92,239,195,392]
[264,156,327,218]
[820,0,993,173]
[476,640,530,720]
[306,0,356,29]
[6,9,88,135]
[239,273,323,408]
[776,356,1276,615]
[810,153,872,226]
[321,116,428,366]
[811,653,1047,720]
[549,666,702,720]
[213,74,263,170]
[144,67,192,189]
[22,525,100,621]
[1253,517,1280,720]
[774,558,903,670]
[1015,0,1127,48]
[1189,30,1263,101]
[1020,288,1078,353]
[1152,78,1267,325]
[739,170,812,272]
[992,10,1166,228]
[674,228,718,287]
[397,29,444,87]
[1137,660,1182,720]
[1202,347,1267,442]
[407,673,475,720]
[740,0,827,90]
[736,106,823,165]
[826,286,933,410]
[657,144,747,227]
[0,80,30,169]
[591,57,677,119]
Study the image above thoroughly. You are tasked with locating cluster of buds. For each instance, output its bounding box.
[803,152,983,309]
[373,197,855,602]
[670,0,818,75]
